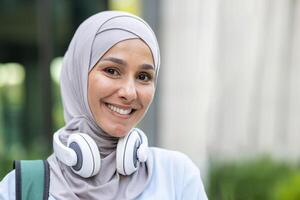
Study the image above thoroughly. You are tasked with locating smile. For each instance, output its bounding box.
[106,103,134,115]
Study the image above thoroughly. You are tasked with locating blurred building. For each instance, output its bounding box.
[155,0,300,179]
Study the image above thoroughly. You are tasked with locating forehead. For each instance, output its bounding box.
[101,39,154,65]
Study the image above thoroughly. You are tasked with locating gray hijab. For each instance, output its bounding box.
[47,11,160,200]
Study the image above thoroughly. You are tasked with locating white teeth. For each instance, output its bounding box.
[107,104,132,115]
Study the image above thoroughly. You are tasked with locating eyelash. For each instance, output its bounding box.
[104,67,120,77]
[137,72,153,82]
[103,67,153,82]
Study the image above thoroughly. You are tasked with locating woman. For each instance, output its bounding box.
[0,11,208,199]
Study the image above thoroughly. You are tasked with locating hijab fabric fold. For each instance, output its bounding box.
[47,11,160,200]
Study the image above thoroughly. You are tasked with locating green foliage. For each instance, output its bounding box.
[272,171,300,200]
[208,156,298,200]
[0,66,61,180]
[52,81,64,130]
[0,153,13,180]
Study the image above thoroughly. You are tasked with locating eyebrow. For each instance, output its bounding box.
[102,57,155,70]
[102,57,126,65]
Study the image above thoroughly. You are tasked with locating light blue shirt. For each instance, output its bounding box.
[0,148,208,199]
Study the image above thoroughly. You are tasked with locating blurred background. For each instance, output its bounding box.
[1,0,300,199]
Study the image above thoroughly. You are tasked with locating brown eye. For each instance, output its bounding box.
[137,72,152,82]
[104,68,120,76]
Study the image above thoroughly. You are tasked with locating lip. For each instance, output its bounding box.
[102,102,136,119]
[106,102,134,110]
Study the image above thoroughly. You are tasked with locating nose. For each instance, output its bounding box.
[118,79,137,103]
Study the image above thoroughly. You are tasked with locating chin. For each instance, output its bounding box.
[107,126,132,138]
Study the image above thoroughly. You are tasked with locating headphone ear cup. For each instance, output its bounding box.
[67,133,101,178]
[116,128,148,176]
[135,128,149,162]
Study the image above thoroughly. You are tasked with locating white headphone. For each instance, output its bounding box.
[53,128,149,178]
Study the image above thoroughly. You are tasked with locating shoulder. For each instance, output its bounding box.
[150,147,199,174]
[148,147,208,200]
[149,147,201,187]
[150,147,191,161]
[0,168,57,200]
[0,170,16,200]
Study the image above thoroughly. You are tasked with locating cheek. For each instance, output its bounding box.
[88,74,112,115]
[140,86,155,108]
[87,76,98,117]
[88,75,113,99]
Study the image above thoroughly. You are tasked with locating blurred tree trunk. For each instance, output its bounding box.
[37,0,53,148]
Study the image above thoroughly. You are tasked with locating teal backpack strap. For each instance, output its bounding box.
[13,160,50,200]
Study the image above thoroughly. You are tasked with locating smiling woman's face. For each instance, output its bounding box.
[88,39,155,137]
